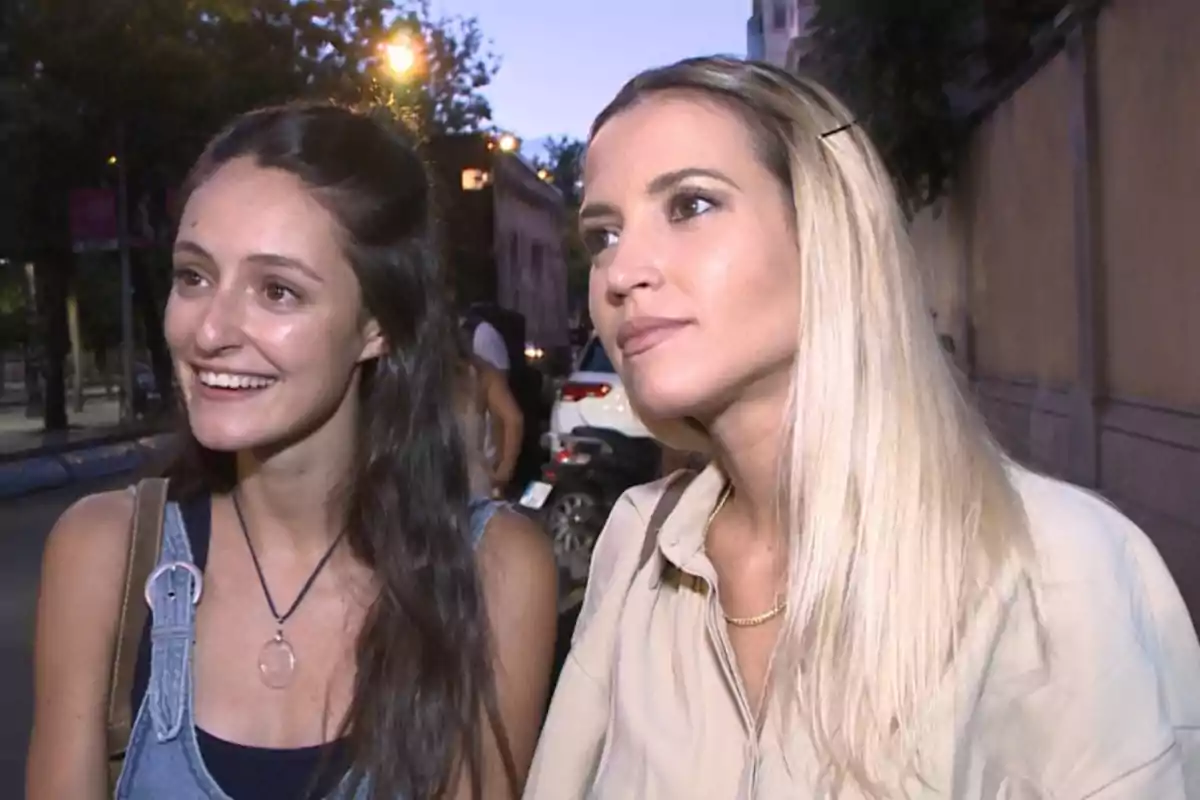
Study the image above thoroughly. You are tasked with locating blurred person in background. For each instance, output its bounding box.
[466,312,511,375]
[458,335,524,500]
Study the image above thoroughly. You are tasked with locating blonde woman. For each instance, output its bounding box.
[524,57,1200,798]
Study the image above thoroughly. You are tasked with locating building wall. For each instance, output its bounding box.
[966,50,1077,391]
[908,191,969,357]
[910,0,1200,621]
[1096,0,1200,410]
[749,0,815,67]
[424,134,498,307]
[492,156,569,352]
[424,134,570,355]
[1092,0,1200,619]
[747,1,765,60]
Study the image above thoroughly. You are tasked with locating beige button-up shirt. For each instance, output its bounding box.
[525,464,1200,798]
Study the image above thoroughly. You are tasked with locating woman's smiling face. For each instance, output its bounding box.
[165,156,382,453]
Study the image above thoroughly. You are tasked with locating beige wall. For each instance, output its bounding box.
[911,0,1200,619]
[493,159,570,349]
[909,192,968,353]
[1096,0,1200,410]
[969,50,1078,388]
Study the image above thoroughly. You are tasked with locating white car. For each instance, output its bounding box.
[546,336,649,456]
[524,336,657,604]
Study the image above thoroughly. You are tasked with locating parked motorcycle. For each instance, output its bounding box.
[517,426,661,603]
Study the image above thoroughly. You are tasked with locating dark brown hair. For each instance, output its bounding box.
[167,103,515,799]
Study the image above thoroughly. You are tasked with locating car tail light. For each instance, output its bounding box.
[554,446,591,466]
[559,381,611,402]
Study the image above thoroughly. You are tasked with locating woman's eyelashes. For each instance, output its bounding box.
[667,189,718,223]
[580,188,722,261]
[261,278,303,307]
[171,265,209,293]
[168,265,305,308]
[581,227,618,257]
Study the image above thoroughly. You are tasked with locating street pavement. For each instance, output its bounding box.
[0,473,136,793]
[0,390,123,453]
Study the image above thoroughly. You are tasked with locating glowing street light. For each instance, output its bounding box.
[383,36,420,78]
[497,133,519,153]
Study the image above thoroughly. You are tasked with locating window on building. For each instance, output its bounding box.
[531,242,545,279]
[461,168,491,191]
[772,1,787,29]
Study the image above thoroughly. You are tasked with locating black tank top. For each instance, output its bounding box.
[130,495,348,799]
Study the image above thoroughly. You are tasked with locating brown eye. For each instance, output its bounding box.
[668,192,716,222]
[171,267,206,288]
[263,281,299,304]
[581,228,618,256]
[174,267,204,286]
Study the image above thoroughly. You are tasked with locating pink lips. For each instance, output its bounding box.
[616,317,690,357]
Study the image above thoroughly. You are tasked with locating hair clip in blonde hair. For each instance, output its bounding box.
[820,120,856,139]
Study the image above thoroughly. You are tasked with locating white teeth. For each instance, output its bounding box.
[197,371,276,390]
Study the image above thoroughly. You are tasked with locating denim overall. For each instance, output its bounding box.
[115,498,502,799]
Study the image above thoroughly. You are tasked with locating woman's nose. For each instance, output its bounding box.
[193,288,248,354]
[600,230,664,301]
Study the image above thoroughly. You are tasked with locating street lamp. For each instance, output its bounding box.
[383,35,420,79]
[497,133,519,153]
[379,33,426,138]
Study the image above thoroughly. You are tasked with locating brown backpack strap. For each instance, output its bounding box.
[636,470,696,573]
[106,478,168,759]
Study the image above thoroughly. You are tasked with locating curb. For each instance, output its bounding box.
[0,433,175,500]
[0,424,168,465]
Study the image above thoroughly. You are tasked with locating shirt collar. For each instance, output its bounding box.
[650,462,728,587]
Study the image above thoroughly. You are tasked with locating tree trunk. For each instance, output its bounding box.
[36,259,70,430]
[21,262,44,418]
[67,287,85,412]
[93,345,113,397]
[132,249,174,410]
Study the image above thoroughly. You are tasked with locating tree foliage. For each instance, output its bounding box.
[0,266,27,348]
[804,0,1067,215]
[0,0,499,427]
[534,137,589,314]
[539,136,585,208]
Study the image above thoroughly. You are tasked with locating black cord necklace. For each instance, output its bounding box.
[232,490,345,690]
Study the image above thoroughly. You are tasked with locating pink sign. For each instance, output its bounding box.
[68,188,117,250]
[68,188,161,252]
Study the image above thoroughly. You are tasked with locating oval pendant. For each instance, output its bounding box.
[257,633,296,690]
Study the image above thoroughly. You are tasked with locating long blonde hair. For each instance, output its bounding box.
[591,57,1030,793]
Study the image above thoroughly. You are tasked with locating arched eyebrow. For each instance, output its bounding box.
[173,239,324,283]
[244,252,324,284]
[646,167,739,194]
[172,239,213,262]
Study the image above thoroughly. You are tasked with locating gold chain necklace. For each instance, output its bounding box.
[724,596,788,628]
[705,483,788,628]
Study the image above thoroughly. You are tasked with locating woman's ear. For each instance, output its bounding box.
[358,318,386,363]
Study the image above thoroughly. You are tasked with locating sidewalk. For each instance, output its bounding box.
[0,382,112,411]
[0,395,140,459]
[0,394,173,499]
